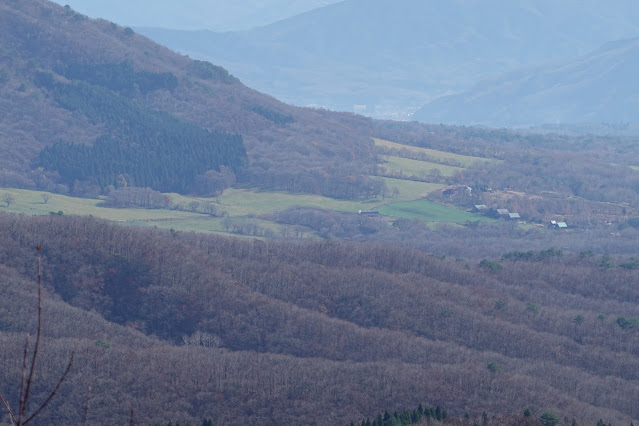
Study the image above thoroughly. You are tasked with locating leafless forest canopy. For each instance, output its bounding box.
[0,214,638,424]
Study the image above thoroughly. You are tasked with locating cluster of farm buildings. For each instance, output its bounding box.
[472,204,568,228]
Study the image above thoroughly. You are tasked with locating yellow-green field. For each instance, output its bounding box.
[376,177,445,202]
[379,155,466,178]
[373,137,497,167]
[0,179,474,237]
[379,199,492,224]
[0,188,199,221]
[0,187,318,237]
[216,188,384,216]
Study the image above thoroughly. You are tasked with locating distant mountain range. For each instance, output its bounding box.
[51,0,341,31]
[412,36,639,127]
[136,0,639,120]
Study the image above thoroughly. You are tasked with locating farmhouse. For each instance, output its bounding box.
[443,186,472,197]
[358,210,380,217]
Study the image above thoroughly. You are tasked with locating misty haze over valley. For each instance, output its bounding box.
[56,0,639,126]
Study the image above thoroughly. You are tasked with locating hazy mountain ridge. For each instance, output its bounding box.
[135,0,639,119]
[51,0,342,31]
[412,36,639,127]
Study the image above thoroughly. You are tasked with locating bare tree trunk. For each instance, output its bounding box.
[0,246,75,426]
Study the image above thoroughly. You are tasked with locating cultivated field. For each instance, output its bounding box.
[216,188,383,216]
[376,177,445,202]
[379,199,491,223]
[373,137,498,167]
[379,155,466,178]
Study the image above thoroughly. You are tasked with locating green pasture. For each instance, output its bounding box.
[0,188,201,222]
[379,199,491,224]
[376,177,445,202]
[379,155,466,178]
[373,138,497,167]
[215,188,384,216]
[0,187,318,237]
[0,185,484,234]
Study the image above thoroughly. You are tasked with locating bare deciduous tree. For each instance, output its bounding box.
[0,246,74,426]
[2,193,15,207]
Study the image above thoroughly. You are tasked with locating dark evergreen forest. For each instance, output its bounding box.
[55,61,179,95]
[34,72,246,193]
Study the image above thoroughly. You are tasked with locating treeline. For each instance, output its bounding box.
[271,205,639,259]
[55,61,178,95]
[35,74,246,193]
[102,187,220,215]
[103,187,171,209]
[353,404,446,426]
[187,59,237,83]
[150,419,214,426]
[248,105,294,127]
[248,168,386,200]
[273,207,386,239]
[467,150,639,204]
[501,247,563,262]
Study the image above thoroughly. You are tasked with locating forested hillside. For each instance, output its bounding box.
[34,69,246,193]
[0,0,377,199]
[1,214,638,424]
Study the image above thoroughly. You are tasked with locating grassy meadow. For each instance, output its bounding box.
[215,188,384,216]
[0,183,479,235]
[373,137,498,167]
[376,177,445,202]
[379,199,491,224]
[0,138,492,236]
[379,155,466,178]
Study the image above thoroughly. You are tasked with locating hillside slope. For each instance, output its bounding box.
[413,36,639,127]
[1,214,638,424]
[137,0,639,118]
[0,0,376,198]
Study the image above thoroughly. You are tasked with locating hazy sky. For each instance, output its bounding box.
[50,0,342,31]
